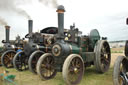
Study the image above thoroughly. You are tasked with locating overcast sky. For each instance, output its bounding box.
[0,0,128,46]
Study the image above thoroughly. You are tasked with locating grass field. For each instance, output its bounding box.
[0,47,125,85]
[0,66,114,85]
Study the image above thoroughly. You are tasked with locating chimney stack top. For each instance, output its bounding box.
[56,5,65,13]
[5,26,10,29]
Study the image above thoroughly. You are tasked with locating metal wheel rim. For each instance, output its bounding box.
[3,52,15,68]
[68,57,84,84]
[118,60,127,85]
[100,42,111,71]
[15,52,28,71]
[40,55,56,79]
[31,53,42,73]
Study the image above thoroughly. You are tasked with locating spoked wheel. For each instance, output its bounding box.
[1,50,16,68]
[113,56,128,85]
[125,40,128,57]
[13,51,28,71]
[0,52,2,66]
[62,54,84,85]
[28,50,44,74]
[94,40,111,73]
[36,53,57,80]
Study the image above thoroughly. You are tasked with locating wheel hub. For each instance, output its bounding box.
[74,67,78,73]
[46,64,51,69]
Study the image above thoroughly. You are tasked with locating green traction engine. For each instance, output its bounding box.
[36,5,111,85]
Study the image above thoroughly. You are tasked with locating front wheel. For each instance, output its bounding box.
[28,50,44,74]
[113,56,128,85]
[13,51,28,71]
[1,50,16,68]
[36,53,57,80]
[62,54,84,85]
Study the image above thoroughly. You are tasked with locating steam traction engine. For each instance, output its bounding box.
[28,27,57,74]
[36,5,111,85]
[1,26,24,68]
[13,20,57,72]
[113,18,128,85]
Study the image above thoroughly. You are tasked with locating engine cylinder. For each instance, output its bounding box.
[52,42,80,57]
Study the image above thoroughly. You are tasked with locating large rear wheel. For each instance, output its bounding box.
[36,53,57,80]
[94,40,111,73]
[1,50,16,68]
[28,50,44,74]
[13,51,28,71]
[113,56,128,85]
[62,54,84,85]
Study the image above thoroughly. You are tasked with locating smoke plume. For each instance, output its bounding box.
[14,8,31,19]
[39,0,58,8]
[0,17,7,25]
[0,0,31,19]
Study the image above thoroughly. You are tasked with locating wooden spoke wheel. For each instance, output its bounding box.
[125,40,128,57]
[94,40,111,73]
[1,50,16,68]
[28,50,44,74]
[13,51,28,71]
[113,56,128,85]
[36,53,57,80]
[62,54,84,85]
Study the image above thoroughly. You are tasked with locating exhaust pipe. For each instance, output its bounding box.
[5,26,10,43]
[28,20,33,42]
[56,5,65,39]
[28,20,33,34]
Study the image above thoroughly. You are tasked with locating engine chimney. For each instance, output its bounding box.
[56,5,65,39]
[5,26,10,43]
[28,20,33,34]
